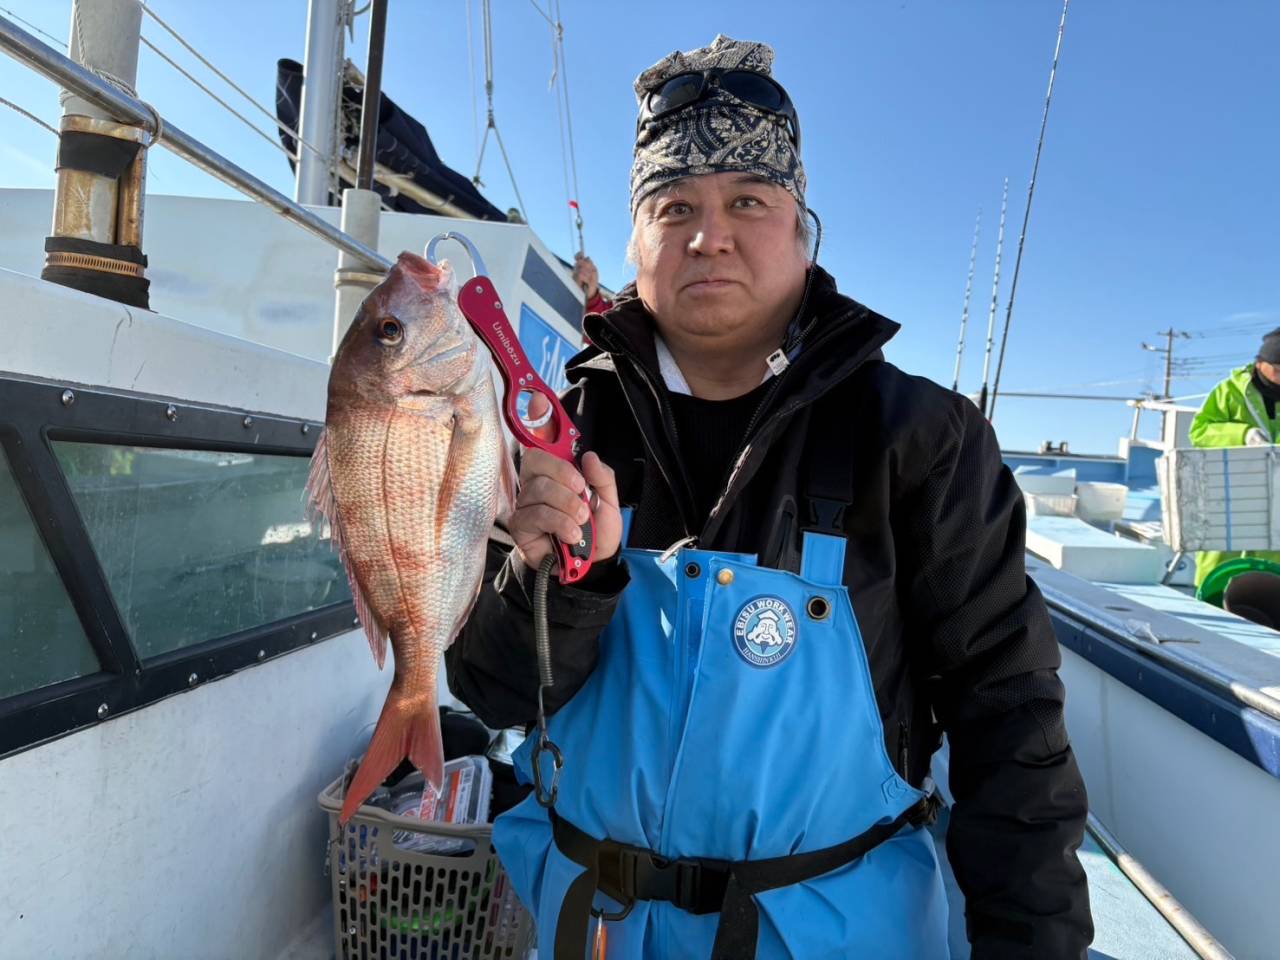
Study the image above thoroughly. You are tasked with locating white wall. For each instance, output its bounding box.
[1060,646,1280,959]
[0,189,584,364]
[0,273,428,958]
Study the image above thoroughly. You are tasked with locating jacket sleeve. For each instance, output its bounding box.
[899,398,1092,959]
[1189,378,1252,448]
[445,535,629,730]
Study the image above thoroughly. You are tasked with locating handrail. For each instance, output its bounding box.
[0,14,392,273]
[1087,813,1233,959]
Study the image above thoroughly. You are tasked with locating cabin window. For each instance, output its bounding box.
[51,442,351,659]
[1,448,100,698]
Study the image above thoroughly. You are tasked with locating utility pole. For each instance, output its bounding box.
[1141,328,1192,398]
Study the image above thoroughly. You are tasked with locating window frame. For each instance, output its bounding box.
[0,373,357,759]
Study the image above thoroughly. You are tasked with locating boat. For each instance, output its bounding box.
[0,2,1262,958]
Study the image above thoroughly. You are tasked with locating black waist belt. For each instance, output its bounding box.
[550,791,940,960]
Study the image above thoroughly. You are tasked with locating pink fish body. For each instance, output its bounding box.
[306,251,514,824]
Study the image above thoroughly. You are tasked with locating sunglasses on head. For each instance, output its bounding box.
[637,68,801,151]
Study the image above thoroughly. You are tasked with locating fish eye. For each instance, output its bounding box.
[376,317,403,345]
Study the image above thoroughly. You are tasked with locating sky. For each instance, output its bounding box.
[1,0,1277,454]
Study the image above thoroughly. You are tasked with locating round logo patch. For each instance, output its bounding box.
[732,596,798,668]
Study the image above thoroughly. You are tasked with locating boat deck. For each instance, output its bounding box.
[932,808,1199,960]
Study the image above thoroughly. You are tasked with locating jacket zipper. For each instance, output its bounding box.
[606,350,695,540]
[898,721,910,778]
[703,308,862,536]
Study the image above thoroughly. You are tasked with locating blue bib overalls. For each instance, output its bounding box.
[494,510,949,958]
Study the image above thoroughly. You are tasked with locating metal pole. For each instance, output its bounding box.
[1163,328,1175,398]
[1086,814,1231,960]
[988,0,1071,420]
[45,0,151,307]
[354,0,388,192]
[0,14,390,271]
[952,209,982,392]
[978,178,1008,416]
[985,392,1136,403]
[333,187,382,359]
[295,0,344,205]
[61,0,140,119]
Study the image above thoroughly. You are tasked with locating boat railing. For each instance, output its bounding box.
[0,12,393,274]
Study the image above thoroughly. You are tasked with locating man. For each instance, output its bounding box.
[573,252,612,316]
[448,35,1091,959]
[1188,329,1280,586]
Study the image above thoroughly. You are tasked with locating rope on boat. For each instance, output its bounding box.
[137,1,328,163]
[472,0,528,221]
[0,4,63,48]
[0,94,57,136]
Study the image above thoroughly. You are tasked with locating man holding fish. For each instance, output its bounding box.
[316,32,1092,960]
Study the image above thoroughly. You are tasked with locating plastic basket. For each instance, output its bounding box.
[319,771,534,960]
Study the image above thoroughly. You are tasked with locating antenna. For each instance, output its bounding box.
[978,179,1008,416]
[951,209,982,392]
[988,0,1071,420]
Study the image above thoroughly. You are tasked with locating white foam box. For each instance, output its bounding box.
[1026,516,1164,584]
[1013,467,1078,497]
[1076,481,1129,524]
[1158,447,1277,552]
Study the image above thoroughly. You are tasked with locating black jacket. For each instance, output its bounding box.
[447,268,1092,958]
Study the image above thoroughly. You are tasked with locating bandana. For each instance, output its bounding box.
[629,35,806,217]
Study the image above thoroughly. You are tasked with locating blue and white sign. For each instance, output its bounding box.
[516,303,576,421]
[732,596,798,668]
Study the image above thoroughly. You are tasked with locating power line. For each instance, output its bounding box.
[1140,327,1192,398]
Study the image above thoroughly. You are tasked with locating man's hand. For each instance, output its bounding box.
[508,391,622,572]
[572,253,600,301]
[1246,427,1271,446]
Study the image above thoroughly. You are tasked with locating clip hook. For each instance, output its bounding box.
[425,230,489,279]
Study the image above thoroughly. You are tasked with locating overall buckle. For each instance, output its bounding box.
[616,848,704,912]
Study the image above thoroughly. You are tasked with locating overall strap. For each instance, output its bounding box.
[794,387,854,583]
[803,386,854,537]
[762,388,855,572]
[550,793,940,960]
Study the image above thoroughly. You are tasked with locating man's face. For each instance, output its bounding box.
[632,172,809,346]
[1259,361,1280,385]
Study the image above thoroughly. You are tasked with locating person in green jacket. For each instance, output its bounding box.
[1188,327,1280,586]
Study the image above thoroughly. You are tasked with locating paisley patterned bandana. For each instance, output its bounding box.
[630,35,806,217]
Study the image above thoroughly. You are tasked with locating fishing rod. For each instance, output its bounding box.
[951,208,982,392]
[977,179,1008,416]
[988,0,1071,420]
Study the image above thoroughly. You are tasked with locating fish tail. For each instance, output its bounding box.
[338,695,444,825]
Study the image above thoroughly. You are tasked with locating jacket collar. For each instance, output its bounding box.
[571,266,900,408]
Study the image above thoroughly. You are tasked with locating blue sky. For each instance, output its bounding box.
[1,1,1277,453]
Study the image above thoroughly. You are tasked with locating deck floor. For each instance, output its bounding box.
[932,808,1198,960]
[284,811,1201,959]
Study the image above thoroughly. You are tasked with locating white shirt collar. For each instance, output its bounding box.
[652,334,774,397]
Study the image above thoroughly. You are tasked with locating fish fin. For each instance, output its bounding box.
[305,429,390,669]
[339,693,445,825]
